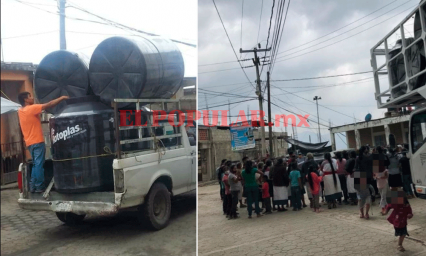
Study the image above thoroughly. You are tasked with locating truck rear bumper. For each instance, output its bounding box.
[18,198,119,216]
[415,185,426,199]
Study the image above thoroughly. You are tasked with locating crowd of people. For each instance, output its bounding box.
[216,144,415,252]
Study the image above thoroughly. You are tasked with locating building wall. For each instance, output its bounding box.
[198,126,288,182]
[347,130,356,148]
[389,122,407,145]
[1,70,34,161]
[359,128,373,146]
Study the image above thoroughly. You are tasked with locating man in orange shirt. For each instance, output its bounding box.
[17,92,68,193]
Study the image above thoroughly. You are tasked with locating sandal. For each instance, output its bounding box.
[365,213,370,220]
[360,214,365,218]
[397,246,405,252]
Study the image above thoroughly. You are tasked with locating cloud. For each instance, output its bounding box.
[198,0,419,149]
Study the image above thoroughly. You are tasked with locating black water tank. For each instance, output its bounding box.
[50,96,115,193]
[89,36,184,109]
[35,51,91,114]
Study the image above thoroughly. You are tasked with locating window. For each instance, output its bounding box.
[374,134,386,147]
[411,113,426,154]
[157,121,180,148]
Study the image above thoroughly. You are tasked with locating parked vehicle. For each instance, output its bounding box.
[17,99,196,230]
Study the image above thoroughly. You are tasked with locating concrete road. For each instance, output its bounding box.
[199,184,426,256]
[1,189,196,256]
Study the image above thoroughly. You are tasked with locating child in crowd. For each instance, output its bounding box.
[383,194,413,252]
[222,169,232,218]
[262,175,272,214]
[307,166,323,213]
[289,163,303,211]
[228,165,241,219]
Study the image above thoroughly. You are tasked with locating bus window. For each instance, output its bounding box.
[411,113,426,154]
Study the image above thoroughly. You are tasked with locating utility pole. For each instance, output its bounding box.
[228,99,231,125]
[313,96,322,142]
[205,94,209,125]
[59,0,67,50]
[267,71,273,158]
[240,46,271,157]
[1,37,4,62]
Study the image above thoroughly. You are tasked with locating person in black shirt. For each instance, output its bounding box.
[399,153,414,198]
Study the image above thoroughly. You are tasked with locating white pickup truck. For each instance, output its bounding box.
[17,99,196,230]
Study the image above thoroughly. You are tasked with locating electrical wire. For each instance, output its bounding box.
[65,2,196,47]
[269,0,290,75]
[271,71,373,81]
[198,99,256,110]
[197,0,407,67]
[272,4,417,65]
[212,0,256,89]
[274,0,400,58]
[256,0,264,45]
[270,84,363,122]
[240,0,244,58]
[260,0,275,77]
[2,30,57,39]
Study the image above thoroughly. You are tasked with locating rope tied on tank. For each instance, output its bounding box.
[51,146,116,162]
[151,132,166,164]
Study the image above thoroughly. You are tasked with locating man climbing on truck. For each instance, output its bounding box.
[17,92,69,193]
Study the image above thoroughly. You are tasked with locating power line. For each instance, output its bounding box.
[256,0,264,45]
[240,0,244,58]
[268,0,286,76]
[2,30,57,39]
[65,2,196,47]
[274,0,413,61]
[260,0,275,77]
[272,4,417,65]
[271,71,372,82]
[198,99,256,110]
[199,67,242,74]
[199,88,257,99]
[337,133,348,146]
[270,84,363,122]
[196,0,406,67]
[270,0,290,75]
[212,0,256,89]
[274,0,400,58]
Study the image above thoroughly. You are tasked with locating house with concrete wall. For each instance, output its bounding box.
[329,111,411,151]
[1,62,37,184]
[198,125,288,182]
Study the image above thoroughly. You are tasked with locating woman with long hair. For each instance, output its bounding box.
[355,146,372,219]
[345,151,358,205]
[236,162,246,208]
[272,158,289,211]
[335,152,348,205]
[387,147,403,189]
[320,153,342,209]
[241,160,264,218]
[374,146,389,215]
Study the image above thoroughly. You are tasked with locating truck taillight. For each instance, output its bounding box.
[17,164,23,193]
[114,169,124,193]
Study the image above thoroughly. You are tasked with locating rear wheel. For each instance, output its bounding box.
[56,212,86,226]
[138,182,171,230]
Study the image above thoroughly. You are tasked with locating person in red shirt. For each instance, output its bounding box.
[262,175,272,214]
[17,92,68,193]
[383,195,413,252]
[307,166,323,213]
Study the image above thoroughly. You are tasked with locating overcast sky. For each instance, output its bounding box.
[198,0,420,150]
[1,0,197,77]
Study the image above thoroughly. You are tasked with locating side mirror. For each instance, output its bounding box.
[188,136,196,146]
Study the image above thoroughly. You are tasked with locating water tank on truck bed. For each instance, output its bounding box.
[50,96,116,193]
